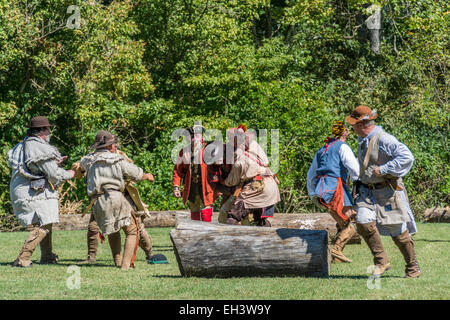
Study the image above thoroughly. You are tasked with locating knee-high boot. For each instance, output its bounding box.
[79,215,100,264]
[39,224,59,264]
[138,220,153,260]
[12,225,48,267]
[331,223,356,263]
[392,230,421,278]
[108,231,122,267]
[356,221,390,276]
[121,214,139,270]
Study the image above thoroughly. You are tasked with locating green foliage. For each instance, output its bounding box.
[0,1,448,229]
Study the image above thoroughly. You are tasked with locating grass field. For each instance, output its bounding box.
[0,222,448,300]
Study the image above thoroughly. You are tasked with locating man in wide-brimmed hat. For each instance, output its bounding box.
[307,120,360,263]
[346,105,420,278]
[8,116,75,267]
[78,130,154,270]
[73,139,157,265]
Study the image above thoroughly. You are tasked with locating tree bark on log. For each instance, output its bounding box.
[424,207,450,223]
[174,211,361,244]
[170,220,330,278]
[267,213,361,244]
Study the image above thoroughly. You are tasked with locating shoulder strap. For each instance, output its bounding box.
[360,132,383,177]
[22,137,29,170]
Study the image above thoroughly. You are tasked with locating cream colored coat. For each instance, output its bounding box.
[8,137,73,226]
[224,140,280,209]
[80,150,143,235]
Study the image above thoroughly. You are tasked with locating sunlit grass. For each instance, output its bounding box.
[0,222,448,300]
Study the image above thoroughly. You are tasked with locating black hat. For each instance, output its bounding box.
[148,254,169,264]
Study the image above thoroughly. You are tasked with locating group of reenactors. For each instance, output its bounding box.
[7,105,420,278]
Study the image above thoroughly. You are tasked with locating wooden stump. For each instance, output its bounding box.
[170,219,330,278]
[424,207,450,223]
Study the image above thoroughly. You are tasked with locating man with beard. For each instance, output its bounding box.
[346,106,420,278]
[8,116,75,267]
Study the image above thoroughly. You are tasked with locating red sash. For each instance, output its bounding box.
[319,177,348,222]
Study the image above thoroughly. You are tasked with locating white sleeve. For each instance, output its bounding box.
[339,144,360,181]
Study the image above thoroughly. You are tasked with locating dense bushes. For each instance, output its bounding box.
[0,0,448,229]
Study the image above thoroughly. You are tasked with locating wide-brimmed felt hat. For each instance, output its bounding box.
[90,130,118,149]
[26,116,55,128]
[345,105,378,125]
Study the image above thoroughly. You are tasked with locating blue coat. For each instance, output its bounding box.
[309,139,353,206]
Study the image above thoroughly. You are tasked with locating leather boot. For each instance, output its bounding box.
[108,231,122,267]
[392,230,421,278]
[121,215,139,270]
[138,221,153,260]
[39,224,59,264]
[12,226,48,267]
[79,217,100,264]
[357,221,391,276]
[331,223,356,263]
[226,217,239,225]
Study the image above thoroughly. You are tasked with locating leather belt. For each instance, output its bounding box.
[82,188,120,216]
[362,181,391,190]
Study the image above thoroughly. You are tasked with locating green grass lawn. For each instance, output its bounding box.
[0,222,448,300]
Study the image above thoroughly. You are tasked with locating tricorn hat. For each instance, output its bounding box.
[90,130,118,149]
[26,116,55,128]
[186,124,205,136]
[345,105,378,125]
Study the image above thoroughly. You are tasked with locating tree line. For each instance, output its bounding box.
[0,0,448,229]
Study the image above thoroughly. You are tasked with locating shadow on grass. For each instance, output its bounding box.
[329,274,404,279]
[152,245,174,252]
[0,260,115,268]
[50,259,119,268]
[414,239,450,243]
[152,274,183,278]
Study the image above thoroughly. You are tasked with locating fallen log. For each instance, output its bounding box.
[52,210,362,246]
[175,211,361,244]
[170,219,330,278]
[424,207,450,223]
[267,212,361,244]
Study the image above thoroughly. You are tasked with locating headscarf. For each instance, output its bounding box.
[331,120,346,138]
